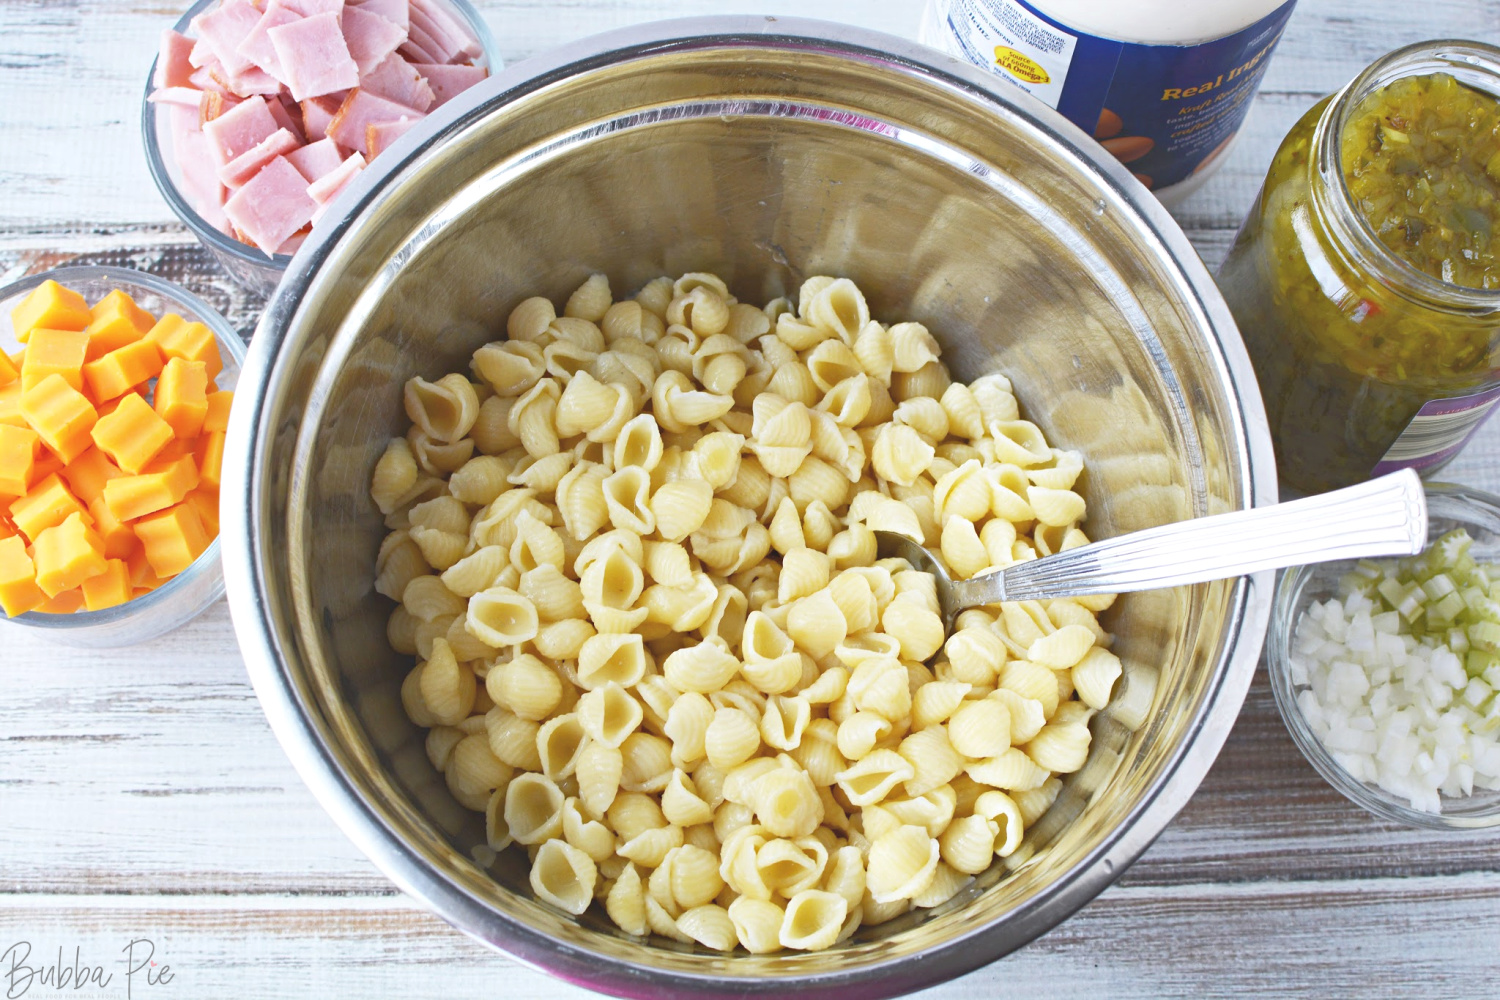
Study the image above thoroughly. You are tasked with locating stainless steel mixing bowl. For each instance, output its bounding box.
[222,16,1277,998]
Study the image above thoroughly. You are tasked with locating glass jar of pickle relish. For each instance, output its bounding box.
[1219,40,1500,495]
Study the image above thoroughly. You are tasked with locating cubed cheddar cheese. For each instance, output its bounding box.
[146,315,222,381]
[91,392,174,474]
[185,486,219,535]
[59,447,123,504]
[28,447,65,491]
[0,350,16,388]
[81,558,132,612]
[32,511,106,597]
[126,545,166,593]
[0,535,46,616]
[134,502,209,578]
[195,431,226,490]
[87,494,136,560]
[10,280,92,344]
[84,290,155,361]
[0,381,22,428]
[204,390,234,433]
[20,328,90,394]
[82,339,163,402]
[8,473,87,543]
[155,357,209,439]
[20,373,97,463]
[36,589,85,614]
[103,453,198,523]
[0,424,38,497]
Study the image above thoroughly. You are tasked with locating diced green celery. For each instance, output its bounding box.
[1469,649,1500,678]
[1463,677,1494,708]
[1461,586,1490,613]
[1449,626,1471,654]
[1397,583,1427,622]
[1470,596,1500,624]
[1423,573,1458,601]
[1453,552,1478,583]
[1433,528,1474,566]
[1340,572,1376,599]
[1352,559,1384,580]
[1471,620,1500,652]
[1484,661,1500,690]
[1430,590,1466,624]
[1377,577,1408,611]
[1477,698,1500,736]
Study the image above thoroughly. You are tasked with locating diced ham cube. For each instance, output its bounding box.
[361,53,433,112]
[191,0,263,77]
[218,127,304,188]
[409,0,478,62]
[199,90,242,126]
[308,152,367,223]
[217,63,285,97]
[341,6,407,76]
[365,116,418,157]
[223,156,317,253]
[284,137,346,182]
[354,0,408,32]
[202,96,279,165]
[266,94,307,143]
[300,94,344,142]
[237,0,302,84]
[148,87,204,109]
[411,63,485,107]
[269,12,360,101]
[169,104,231,232]
[156,30,197,89]
[398,25,442,66]
[284,0,346,16]
[326,89,424,157]
[276,231,310,256]
[189,61,233,96]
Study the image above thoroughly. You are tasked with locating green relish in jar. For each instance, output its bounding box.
[1218,42,1500,495]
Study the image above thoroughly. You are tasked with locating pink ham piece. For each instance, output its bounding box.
[190,0,262,77]
[342,6,407,76]
[188,61,233,96]
[285,138,346,182]
[300,94,343,141]
[169,105,231,231]
[216,63,284,97]
[360,53,433,112]
[354,0,408,32]
[198,90,241,126]
[283,0,346,16]
[218,127,303,187]
[155,30,197,89]
[412,63,485,107]
[148,87,204,109]
[266,94,307,143]
[409,0,480,61]
[365,116,419,157]
[236,0,302,84]
[308,153,367,223]
[224,156,317,254]
[269,12,360,101]
[202,96,279,165]
[326,89,425,157]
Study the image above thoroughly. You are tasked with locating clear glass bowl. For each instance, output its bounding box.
[0,265,246,647]
[1268,482,1500,830]
[140,0,500,297]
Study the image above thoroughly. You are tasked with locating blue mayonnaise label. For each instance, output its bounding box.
[933,0,1297,191]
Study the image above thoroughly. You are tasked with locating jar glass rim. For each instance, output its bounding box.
[1316,39,1500,311]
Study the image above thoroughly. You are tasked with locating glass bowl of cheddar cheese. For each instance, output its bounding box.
[0,265,244,647]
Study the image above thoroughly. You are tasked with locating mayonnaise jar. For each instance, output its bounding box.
[919,0,1298,204]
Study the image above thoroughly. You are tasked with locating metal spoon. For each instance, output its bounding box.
[875,468,1428,626]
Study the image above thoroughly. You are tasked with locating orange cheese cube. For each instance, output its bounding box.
[147,315,222,382]
[28,446,65,490]
[185,486,220,535]
[59,447,123,504]
[195,430,226,490]
[20,374,97,463]
[82,339,163,402]
[0,350,16,388]
[8,473,86,542]
[0,381,22,428]
[0,424,38,497]
[21,328,90,394]
[204,390,234,433]
[133,502,209,578]
[102,453,198,523]
[126,545,165,592]
[32,511,106,597]
[84,290,155,361]
[154,357,209,439]
[0,535,46,616]
[87,494,137,559]
[90,392,173,474]
[10,280,91,344]
[36,588,85,614]
[81,558,132,611]
[0,511,15,541]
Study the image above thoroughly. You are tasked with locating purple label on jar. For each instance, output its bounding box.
[1373,384,1500,476]
[934,0,1297,191]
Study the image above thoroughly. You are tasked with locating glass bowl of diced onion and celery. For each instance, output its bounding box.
[1269,482,1500,830]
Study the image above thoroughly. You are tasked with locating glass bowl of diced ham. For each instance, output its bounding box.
[142,0,498,297]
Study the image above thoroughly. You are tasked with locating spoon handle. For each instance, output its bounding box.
[950,468,1428,605]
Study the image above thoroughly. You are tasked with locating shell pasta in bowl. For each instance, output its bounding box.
[223,17,1274,999]
[374,272,1115,951]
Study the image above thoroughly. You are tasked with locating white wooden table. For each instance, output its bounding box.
[4,2,1500,997]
